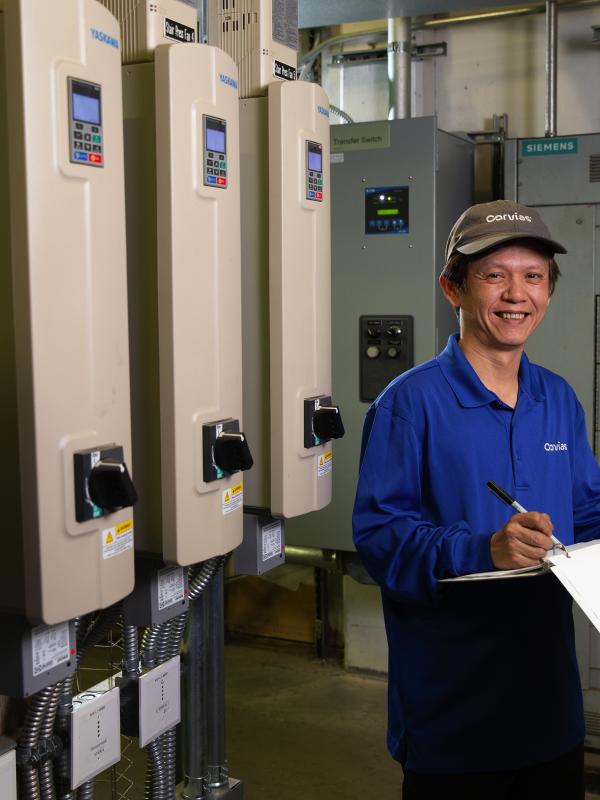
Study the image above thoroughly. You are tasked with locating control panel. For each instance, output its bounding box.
[306,140,323,202]
[69,78,104,167]
[203,115,228,188]
[359,315,414,402]
[365,185,409,235]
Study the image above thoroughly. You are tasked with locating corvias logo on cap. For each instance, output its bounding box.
[90,28,119,49]
[486,213,532,223]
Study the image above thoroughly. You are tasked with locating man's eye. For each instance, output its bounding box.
[526,272,543,281]
[487,272,502,280]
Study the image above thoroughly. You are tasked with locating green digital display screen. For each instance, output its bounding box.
[365,186,409,234]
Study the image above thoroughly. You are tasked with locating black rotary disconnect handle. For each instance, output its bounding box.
[214,432,254,473]
[313,406,345,441]
[88,459,138,513]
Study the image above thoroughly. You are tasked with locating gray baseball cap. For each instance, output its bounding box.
[445,200,567,261]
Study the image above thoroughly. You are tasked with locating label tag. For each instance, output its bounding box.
[331,122,390,153]
[164,17,196,44]
[102,519,133,560]
[521,136,578,157]
[157,567,186,611]
[222,482,243,515]
[32,622,71,677]
[317,450,333,477]
[330,152,344,164]
[262,521,283,561]
[273,59,297,81]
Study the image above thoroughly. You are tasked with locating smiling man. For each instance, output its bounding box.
[353,200,600,799]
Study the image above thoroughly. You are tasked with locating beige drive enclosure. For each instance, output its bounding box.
[124,43,246,565]
[0,0,136,624]
[241,79,336,519]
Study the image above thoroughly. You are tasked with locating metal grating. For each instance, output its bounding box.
[586,709,600,738]
[590,155,600,183]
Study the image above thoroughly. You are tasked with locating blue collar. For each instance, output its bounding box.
[436,335,546,408]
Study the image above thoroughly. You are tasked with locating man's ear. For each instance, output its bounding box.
[438,274,461,309]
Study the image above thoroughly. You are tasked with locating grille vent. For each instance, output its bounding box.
[586,709,600,737]
[590,154,600,183]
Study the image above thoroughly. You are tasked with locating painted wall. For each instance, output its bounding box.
[322,7,600,138]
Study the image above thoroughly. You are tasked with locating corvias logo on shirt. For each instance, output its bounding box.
[544,441,568,452]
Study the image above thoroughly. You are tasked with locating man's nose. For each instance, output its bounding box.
[501,278,527,301]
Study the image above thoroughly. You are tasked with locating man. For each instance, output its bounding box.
[352,200,600,799]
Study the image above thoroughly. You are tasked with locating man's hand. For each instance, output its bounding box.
[490,512,555,569]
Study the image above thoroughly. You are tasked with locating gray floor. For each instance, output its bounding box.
[225,643,401,800]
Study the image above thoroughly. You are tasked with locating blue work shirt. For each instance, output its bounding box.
[353,334,600,774]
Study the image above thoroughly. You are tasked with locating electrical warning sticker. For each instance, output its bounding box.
[158,567,186,611]
[102,519,134,560]
[222,482,243,515]
[262,521,283,561]
[317,450,333,477]
[32,622,71,677]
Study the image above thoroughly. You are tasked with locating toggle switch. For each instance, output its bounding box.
[202,419,254,483]
[88,460,138,514]
[313,406,345,441]
[214,432,254,474]
[74,445,138,522]
[304,396,346,449]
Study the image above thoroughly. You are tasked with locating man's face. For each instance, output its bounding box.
[444,244,552,352]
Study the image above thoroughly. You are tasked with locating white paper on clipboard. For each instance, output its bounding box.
[544,540,600,634]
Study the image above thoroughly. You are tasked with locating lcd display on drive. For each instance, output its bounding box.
[308,149,322,172]
[70,79,102,125]
[205,117,226,154]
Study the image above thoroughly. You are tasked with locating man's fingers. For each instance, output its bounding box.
[515,511,554,536]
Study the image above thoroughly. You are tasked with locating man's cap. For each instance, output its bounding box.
[445,200,567,261]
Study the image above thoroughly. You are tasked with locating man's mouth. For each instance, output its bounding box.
[495,311,529,320]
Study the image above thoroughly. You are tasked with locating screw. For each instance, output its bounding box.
[362,245,367,250]
[361,177,366,183]
[576,218,583,224]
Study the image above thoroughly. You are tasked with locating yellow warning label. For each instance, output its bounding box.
[105,531,114,545]
[232,482,243,496]
[318,450,333,478]
[224,492,230,502]
[116,519,133,536]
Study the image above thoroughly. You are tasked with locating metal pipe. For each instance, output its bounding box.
[545,0,558,137]
[387,17,411,119]
[182,592,208,800]
[284,546,339,572]
[206,566,228,790]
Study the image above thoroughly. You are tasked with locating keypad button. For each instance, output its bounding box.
[91,126,99,133]
[75,123,84,130]
[217,177,227,186]
[92,135,101,144]
[84,134,91,142]
[316,191,323,200]
[219,170,226,176]
[206,175,217,184]
[74,151,88,162]
[84,144,91,151]
[89,153,103,165]
[207,168,213,175]
[208,152,214,158]
[74,132,83,140]
[92,145,101,153]
[207,159,213,166]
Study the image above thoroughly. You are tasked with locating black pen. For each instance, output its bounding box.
[486,480,570,558]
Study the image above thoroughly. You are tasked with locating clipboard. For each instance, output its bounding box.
[441,540,600,634]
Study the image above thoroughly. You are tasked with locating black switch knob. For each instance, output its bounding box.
[214,432,253,473]
[88,459,138,513]
[386,325,402,338]
[313,406,345,441]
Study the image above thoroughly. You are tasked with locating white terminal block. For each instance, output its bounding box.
[208,0,298,98]
[70,687,121,790]
[268,80,333,518]
[99,0,197,64]
[0,0,134,623]
[0,748,17,800]
[139,655,181,747]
